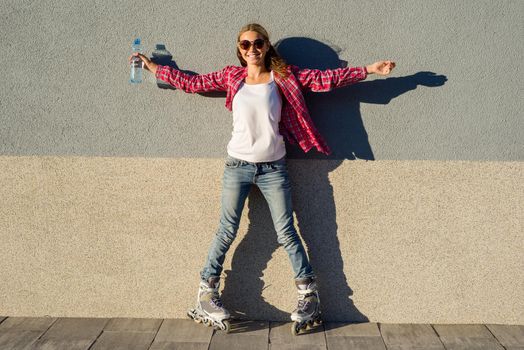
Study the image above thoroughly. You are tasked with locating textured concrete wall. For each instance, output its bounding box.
[1,0,522,323]
[1,157,522,323]
[2,0,522,160]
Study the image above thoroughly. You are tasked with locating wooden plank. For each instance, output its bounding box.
[486,324,524,350]
[210,334,268,350]
[380,323,445,350]
[0,330,45,350]
[325,336,386,350]
[433,324,504,350]
[150,343,210,350]
[269,321,326,350]
[324,322,386,350]
[0,316,56,349]
[30,317,109,350]
[324,322,381,336]
[210,320,269,350]
[37,317,109,339]
[433,324,497,338]
[95,318,162,350]
[269,344,326,350]
[103,317,163,332]
[0,316,56,331]
[90,330,156,350]
[150,318,213,349]
[223,319,269,336]
[32,337,99,350]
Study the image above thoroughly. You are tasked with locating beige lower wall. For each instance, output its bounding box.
[0,156,522,324]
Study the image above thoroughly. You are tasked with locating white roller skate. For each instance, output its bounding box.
[187,276,231,333]
[290,277,322,335]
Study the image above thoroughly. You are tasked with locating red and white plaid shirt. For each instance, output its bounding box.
[155,64,368,155]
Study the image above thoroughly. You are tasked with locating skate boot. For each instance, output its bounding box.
[290,277,322,335]
[187,276,231,333]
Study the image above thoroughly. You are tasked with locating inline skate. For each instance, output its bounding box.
[290,277,322,335]
[187,276,231,333]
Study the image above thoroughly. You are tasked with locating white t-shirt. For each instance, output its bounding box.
[227,70,286,162]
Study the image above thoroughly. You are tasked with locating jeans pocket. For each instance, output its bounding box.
[225,156,242,168]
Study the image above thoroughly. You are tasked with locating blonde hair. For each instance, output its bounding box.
[236,23,290,79]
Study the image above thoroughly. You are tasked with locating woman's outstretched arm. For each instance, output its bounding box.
[155,65,230,93]
[128,52,229,93]
[294,60,395,92]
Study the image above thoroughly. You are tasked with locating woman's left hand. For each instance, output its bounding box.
[366,61,396,76]
[128,52,158,74]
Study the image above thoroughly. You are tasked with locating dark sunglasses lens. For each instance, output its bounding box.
[239,40,251,50]
[254,39,265,49]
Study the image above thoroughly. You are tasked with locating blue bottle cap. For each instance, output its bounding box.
[133,38,141,45]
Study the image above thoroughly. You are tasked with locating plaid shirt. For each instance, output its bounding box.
[155,64,368,155]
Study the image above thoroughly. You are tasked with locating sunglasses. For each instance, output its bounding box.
[238,39,266,51]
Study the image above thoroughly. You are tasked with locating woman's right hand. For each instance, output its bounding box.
[128,52,158,75]
[366,60,396,76]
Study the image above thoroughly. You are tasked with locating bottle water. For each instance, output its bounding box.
[130,38,143,84]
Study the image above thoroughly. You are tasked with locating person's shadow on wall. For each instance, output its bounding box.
[153,38,447,322]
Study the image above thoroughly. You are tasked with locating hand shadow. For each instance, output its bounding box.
[219,37,447,323]
[150,43,226,99]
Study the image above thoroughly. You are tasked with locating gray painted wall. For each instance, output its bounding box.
[1,0,522,161]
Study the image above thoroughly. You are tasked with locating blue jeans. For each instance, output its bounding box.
[200,155,316,282]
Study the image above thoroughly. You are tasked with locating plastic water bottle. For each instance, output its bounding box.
[130,38,143,84]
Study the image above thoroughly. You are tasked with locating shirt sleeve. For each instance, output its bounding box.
[155,65,230,93]
[293,65,368,92]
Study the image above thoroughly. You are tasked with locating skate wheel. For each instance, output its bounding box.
[291,321,301,336]
[204,318,212,327]
[221,319,231,333]
[187,310,200,323]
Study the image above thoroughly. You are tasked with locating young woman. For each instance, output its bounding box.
[130,23,395,334]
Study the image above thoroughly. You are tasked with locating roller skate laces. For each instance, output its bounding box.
[199,280,229,315]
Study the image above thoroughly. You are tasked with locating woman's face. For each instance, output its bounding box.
[238,30,269,66]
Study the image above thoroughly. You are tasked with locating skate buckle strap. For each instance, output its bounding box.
[297,299,311,310]
[200,280,221,292]
[297,288,316,295]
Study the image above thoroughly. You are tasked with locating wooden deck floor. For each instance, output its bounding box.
[0,316,523,349]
